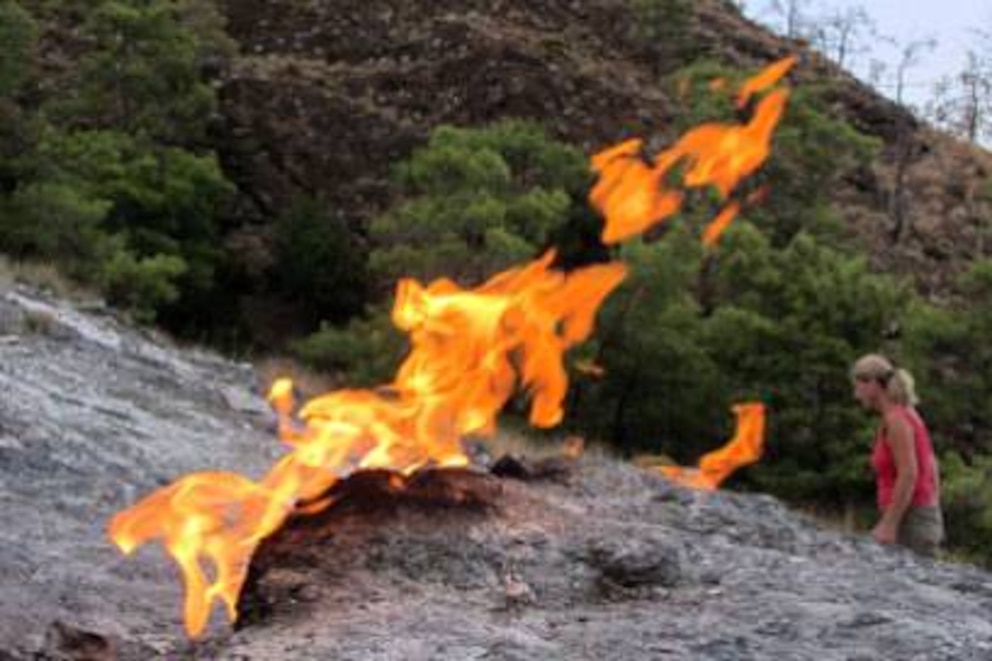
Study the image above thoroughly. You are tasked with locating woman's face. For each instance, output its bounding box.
[853,374,883,410]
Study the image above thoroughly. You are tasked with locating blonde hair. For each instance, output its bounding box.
[852,354,919,407]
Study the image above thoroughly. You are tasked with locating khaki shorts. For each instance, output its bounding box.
[897,505,944,557]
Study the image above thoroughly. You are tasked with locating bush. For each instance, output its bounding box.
[291,310,407,388]
[0,181,111,268]
[272,197,369,328]
[370,120,588,287]
[904,259,992,455]
[99,248,187,323]
[0,0,36,98]
[940,451,992,565]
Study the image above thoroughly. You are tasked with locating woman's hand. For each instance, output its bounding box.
[872,520,898,545]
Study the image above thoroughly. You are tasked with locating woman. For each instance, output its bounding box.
[852,354,944,557]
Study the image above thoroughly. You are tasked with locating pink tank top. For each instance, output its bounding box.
[871,406,938,509]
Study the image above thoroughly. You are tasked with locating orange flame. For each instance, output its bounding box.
[658,402,766,490]
[562,435,585,459]
[590,57,795,245]
[109,252,625,637]
[109,57,794,639]
[736,55,797,108]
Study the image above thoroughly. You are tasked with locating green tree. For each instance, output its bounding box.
[0,0,35,97]
[100,247,188,323]
[369,120,589,288]
[568,224,724,457]
[291,314,407,388]
[9,0,237,328]
[272,197,369,328]
[706,225,909,502]
[904,259,992,454]
[0,1,38,190]
[570,217,910,504]
[0,181,110,268]
[29,128,233,322]
[58,0,217,144]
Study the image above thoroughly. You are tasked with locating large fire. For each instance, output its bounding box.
[109,58,794,638]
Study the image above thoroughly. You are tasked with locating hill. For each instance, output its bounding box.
[212,0,991,305]
[0,288,990,658]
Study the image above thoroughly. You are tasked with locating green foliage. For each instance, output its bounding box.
[570,219,909,504]
[0,1,235,327]
[291,311,407,387]
[939,451,992,565]
[570,225,723,456]
[904,259,992,455]
[272,197,369,327]
[707,225,908,501]
[56,0,217,143]
[370,120,588,287]
[99,247,187,323]
[31,128,233,317]
[0,181,111,267]
[0,1,38,190]
[754,86,880,245]
[0,0,36,97]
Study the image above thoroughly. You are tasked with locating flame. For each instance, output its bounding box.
[591,57,795,245]
[109,252,625,638]
[109,57,793,639]
[562,435,585,459]
[701,200,741,247]
[736,55,797,109]
[658,402,766,490]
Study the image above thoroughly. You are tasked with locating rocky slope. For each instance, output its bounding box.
[212,0,991,302]
[1,289,992,659]
[0,285,280,658]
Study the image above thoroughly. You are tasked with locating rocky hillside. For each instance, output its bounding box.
[2,288,992,659]
[0,286,280,658]
[212,0,991,299]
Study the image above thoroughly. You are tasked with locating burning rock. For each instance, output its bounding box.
[222,459,992,660]
[106,57,794,639]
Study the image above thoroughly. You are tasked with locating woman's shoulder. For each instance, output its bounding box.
[882,406,914,434]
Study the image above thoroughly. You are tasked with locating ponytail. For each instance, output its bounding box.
[887,367,919,407]
[852,354,920,407]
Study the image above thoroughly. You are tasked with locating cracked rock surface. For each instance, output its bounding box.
[1,287,991,660]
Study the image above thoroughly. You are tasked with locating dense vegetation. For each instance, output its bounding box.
[1,0,991,565]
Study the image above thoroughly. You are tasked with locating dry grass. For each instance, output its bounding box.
[0,256,97,302]
[794,503,868,536]
[483,427,616,462]
[253,354,340,400]
[21,308,58,335]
